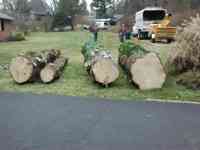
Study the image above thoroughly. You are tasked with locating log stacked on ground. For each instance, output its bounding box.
[119,42,166,90]
[40,57,68,83]
[9,49,67,84]
[82,41,119,86]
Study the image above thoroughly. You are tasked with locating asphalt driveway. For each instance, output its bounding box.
[0,92,200,150]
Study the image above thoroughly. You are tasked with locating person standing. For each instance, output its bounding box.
[119,24,127,43]
[89,23,99,42]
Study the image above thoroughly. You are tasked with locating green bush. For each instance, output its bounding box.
[119,41,148,57]
[81,40,99,63]
[8,32,26,41]
[24,30,31,36]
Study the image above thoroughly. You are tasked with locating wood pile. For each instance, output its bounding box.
[9,49,68,84]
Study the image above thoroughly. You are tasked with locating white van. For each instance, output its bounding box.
[95,19,110,30]
[133,7,167,39]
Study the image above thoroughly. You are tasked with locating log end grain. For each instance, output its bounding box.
[40,57,68,83]
[92,58,119,85]
[130,53,166,90]
[9,56,34,84]
[40,65,56,83]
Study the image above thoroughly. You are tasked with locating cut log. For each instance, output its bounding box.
[9,56,35,84]
[89,51,119,86]
[9,49,61,84]
[130,53,166,90]
[82,41,119,86]
[119,42,166,90]
[24,49,61,64]
[40,57,68,83]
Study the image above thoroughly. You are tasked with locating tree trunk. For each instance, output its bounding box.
[90,51,119,86]
[119,52,166,90]
[82,42,119,86]
[40,57,68,83]
[9,49,61,84]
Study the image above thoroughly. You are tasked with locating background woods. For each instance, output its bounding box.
[115,0,200,25]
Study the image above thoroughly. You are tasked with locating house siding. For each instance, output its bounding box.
[0,20,16,41]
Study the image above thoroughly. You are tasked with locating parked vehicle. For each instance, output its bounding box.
[150,14,176,43]
[109,17,118,25]
[133,7,176,41]
[83,25,90,30]
[95,19,110,30]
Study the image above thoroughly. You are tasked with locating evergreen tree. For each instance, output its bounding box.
[52,0,88,30]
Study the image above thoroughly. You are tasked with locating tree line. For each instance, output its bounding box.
[115,0,200,15]
[1,0,199,29]
[0,0,88,30]
[90,0,200,25]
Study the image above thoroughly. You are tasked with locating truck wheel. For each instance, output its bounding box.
[151,34,156,43]
[144,32,148,39]
[167,39,172,43]
[151,38,156,43]
[138,31,143,40]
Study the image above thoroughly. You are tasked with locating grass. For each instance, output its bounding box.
[0,31,200,101]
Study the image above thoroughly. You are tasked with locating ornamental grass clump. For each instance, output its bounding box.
[167,14,200,89]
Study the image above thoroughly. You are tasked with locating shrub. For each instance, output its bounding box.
[166,14,200,89]
[7,32,26,42]
[167,14,200,73]
[119,42,148,57]
[24,30,31,36]
[177,71,200,90]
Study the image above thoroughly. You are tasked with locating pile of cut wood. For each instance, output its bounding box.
[119,42,166,90]
[82,40,119,86]
[9,49,68,84]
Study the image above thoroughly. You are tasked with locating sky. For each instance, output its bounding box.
[85,0,92,11]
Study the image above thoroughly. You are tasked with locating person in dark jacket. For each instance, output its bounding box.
[89,23,99,42]
[119,24,128,42]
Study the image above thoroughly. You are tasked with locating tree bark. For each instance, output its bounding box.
[40,57,68,83]
[119,52,166,90]
[82,42,119,86]
[9,49,61,84]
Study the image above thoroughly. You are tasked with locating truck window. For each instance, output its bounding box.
[143,10,166,21]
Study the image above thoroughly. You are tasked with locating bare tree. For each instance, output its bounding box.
[2,0,30,15]
[51,0,88,30]
[48,0,59,15]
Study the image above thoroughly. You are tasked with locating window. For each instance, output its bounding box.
[143,11,166,21]
[1,19,5,31]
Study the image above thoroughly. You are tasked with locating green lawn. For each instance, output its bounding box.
[0,31,200,101]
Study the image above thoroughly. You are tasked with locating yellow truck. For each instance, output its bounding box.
[150,14,176,43]
[132,7,176,43]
